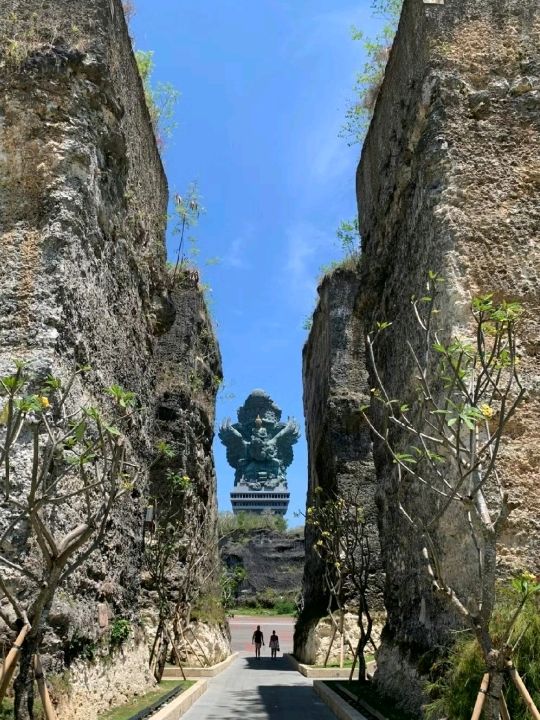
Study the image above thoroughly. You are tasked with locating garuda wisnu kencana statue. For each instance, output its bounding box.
[218,389,300,491]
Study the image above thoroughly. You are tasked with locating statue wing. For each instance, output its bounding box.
[218,420,247,469]
[271,419,301,468]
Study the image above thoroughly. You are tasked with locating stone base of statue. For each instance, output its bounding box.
[230,480,290,516]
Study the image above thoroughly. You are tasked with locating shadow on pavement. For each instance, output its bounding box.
[243,656,295,671]
[185,685,334,719]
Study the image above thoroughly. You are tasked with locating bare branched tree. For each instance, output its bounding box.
[144,469,215,681]
[361,273,537,719]
[306,487,373,682]
[0,363,139,720]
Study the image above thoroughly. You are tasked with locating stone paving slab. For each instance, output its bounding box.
[180,652,336,720]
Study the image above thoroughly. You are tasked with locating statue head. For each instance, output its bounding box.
[237,390,282,427]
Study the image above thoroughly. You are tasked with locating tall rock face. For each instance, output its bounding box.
[153,273,222,538]
[295,268,382,662]
[355,0,540,710]
[0,1,224,715]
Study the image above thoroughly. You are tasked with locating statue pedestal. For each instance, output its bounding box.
[230,484,289,516]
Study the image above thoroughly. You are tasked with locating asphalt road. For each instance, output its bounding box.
[181,615,336,720]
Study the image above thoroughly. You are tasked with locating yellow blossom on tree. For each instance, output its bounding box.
[479,403,495,419]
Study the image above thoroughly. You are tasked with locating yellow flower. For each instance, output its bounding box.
[38,396,50,409]
[321,531,331,537]
[522,571,536,583]
[480,404,495,419]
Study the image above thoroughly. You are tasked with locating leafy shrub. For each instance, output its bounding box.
[135,50,180,149]
[191,593,226,625]
[110,618,131,648]
[341,0,403,145]
[425,588,540,720]
[218,511,287,537]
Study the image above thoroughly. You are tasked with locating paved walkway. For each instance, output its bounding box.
[181,652,335,720]
[181,616,333,719]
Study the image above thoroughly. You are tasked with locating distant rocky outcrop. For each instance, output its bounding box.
[220,528,304,603]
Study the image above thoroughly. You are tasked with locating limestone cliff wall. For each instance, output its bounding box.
[356,0,540,710]
[295,268,382,662]
[0,0,167,658]
[145,271,223,623]
[0,0,224,714]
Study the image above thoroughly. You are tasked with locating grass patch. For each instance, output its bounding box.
[0,699,14,720]
[1,697,45,719]
[98,681,193,720]
[309,653,374,669]
[327,680,417,720]
[233,606,295,616]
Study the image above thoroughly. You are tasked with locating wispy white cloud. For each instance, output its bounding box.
[283,221,329,312]
[284,5,371,61]
[225,222,255,269]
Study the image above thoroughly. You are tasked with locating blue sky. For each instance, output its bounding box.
[131,1,383,522]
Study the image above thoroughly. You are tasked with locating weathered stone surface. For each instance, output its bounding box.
[298,612,384,667]
[55,637,154,720]
[295,268,382,662]
[182,621,231,667]
[152,272,222,558]
[220,528,304,600]
[0,0,167,696]
[145,271,230,665]
[0,0,225,714]
[355,0,540,710]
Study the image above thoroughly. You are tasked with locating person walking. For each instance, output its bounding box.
[252,625,264,657]
[269,630,280,658]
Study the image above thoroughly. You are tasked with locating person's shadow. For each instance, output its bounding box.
[244,655,295,671]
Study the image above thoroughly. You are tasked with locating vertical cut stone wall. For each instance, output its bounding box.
[356,0,540,710]
[295,268,382,663]
[0,1,226,715]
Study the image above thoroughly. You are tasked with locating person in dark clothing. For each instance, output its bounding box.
[269,630,280,658]
[252,625,264,657]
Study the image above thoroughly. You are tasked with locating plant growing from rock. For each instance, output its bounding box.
[135,49,180,151]
[170,184,203,286]
[0,363,139,720]
[361,273,536,719]
[305,487,373,681]
[341,0,403,145]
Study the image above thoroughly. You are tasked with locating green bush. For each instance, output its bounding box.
[236,589,297,615]
[191,593,226,625]
[110,619,131,648]
[218,511,287,537]
[425,589,540,720]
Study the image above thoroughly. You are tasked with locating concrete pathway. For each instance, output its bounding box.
[181,652,336,720]
[181,616,334,719]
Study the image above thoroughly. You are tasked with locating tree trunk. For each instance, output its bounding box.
[484,670,504,720]
[13,635,39,720]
